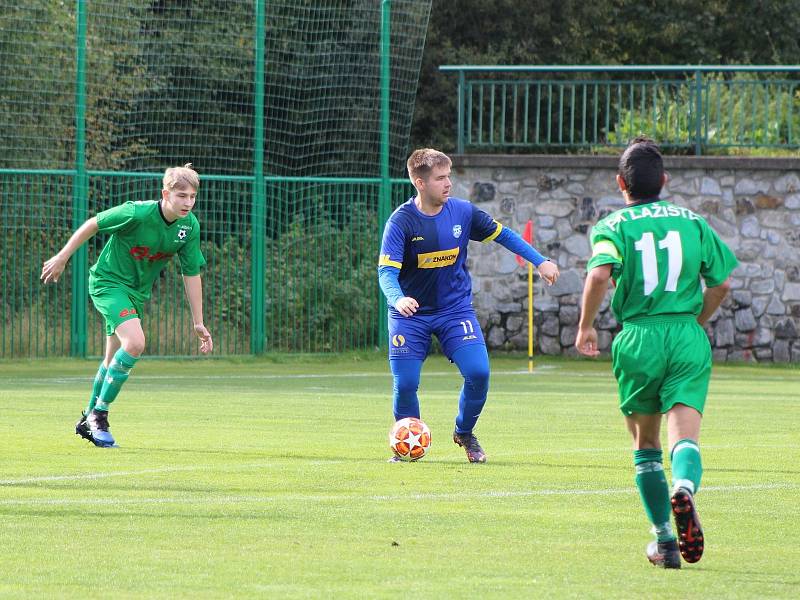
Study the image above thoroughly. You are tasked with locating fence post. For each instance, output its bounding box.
[378,0,392,349]
[251,0,266,354]
[694,70,703,156]
[457,69,465,154]
[71,0,88,357]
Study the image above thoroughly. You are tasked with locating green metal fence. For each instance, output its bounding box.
[0,0,428,358]
[440,65,800,155]
[0,170,412,358]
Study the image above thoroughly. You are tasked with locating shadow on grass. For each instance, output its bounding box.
[0,507,290,521]
[691,567,800,587]
[705,467,800,475]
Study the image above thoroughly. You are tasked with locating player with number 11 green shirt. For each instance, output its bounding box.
[575,138,737,570]
[41,164,213,448]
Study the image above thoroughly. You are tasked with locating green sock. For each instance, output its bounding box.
[85,362,108,414]
[670,438,702,494]
[95,349,138,411]
[634,448,675,542]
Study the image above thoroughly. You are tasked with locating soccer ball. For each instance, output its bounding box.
[389,417,431,461]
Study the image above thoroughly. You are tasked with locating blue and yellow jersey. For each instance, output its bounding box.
[378,197,501,314]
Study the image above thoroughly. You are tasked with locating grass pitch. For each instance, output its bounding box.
[0,354,798,598]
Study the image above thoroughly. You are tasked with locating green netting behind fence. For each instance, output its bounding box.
[0,1,429,357]
[264,1,430,177]
[0,7,76,170]
[0,1,430,175]
[1,172,74,356]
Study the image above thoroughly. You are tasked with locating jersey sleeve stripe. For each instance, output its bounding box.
[592,239,622,261]
[378,254,402,268]
[481,221,503,243]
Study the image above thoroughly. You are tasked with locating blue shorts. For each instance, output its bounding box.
[388,307,486,360]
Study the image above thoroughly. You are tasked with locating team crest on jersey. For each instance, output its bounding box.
[176,226,191,241]
[452,224,462,238]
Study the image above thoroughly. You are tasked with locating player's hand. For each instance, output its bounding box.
[575,326,599,357]
[41,255,67,284]
[394,297,419,317]
[537,260,559,286]
[194,323,213,354]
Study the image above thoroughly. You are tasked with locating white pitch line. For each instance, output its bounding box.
[370,482,799,502]
[0,482,794,507]
[0,367,560,384]
[2,441,792,486]
[0,462,277,486]
[4,364,799,384]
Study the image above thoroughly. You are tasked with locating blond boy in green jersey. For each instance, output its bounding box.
[41,164,213,447]
[575,138,737,569]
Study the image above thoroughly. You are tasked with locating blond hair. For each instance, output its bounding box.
[406,148,451,186]
[163,163,199,191]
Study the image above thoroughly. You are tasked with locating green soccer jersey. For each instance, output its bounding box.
[89,200,205,302]
[586,200,738,323]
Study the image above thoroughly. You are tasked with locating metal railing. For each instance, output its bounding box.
[440,65,800,155]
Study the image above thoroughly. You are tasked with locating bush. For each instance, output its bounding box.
[607,73,800,154]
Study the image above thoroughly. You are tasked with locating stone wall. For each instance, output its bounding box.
[452,155,800,362]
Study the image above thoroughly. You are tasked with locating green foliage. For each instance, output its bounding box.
[0,4,75,168]
[606,74,800,153]
[199,235,251,332]
[606,85,693,149]
[265,205,379,352]
[1,181,381,356]
[414,0,800,153]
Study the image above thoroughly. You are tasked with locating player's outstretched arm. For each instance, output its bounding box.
[182,274,213,354]
[41,217,99,284]
[575,264,612,357]
[492,227,559,284]
[697,278,731,326]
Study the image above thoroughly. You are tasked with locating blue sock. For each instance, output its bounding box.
[390,359,423,420]
[452,344,490,433]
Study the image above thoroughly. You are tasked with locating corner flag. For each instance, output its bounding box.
[513,219,535,371]
[514,220,533,266]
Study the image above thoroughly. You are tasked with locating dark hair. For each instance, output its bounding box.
[618,136,664,201]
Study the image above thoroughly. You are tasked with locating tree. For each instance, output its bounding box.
[411,0,800,151]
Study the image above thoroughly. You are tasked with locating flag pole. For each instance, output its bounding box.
[515,219,535,373]
[528,260,534,373]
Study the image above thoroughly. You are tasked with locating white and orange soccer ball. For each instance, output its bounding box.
[389,417,431,461]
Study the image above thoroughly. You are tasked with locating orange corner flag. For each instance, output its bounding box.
[515,220,533,267]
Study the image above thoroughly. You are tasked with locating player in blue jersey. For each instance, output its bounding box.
[379,148,559,463]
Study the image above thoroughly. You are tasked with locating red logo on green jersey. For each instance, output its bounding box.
[130,246,174,262]
[119,308,137,318]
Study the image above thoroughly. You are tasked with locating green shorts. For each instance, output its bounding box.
[611,314,712,416]
[90,286,143,336]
